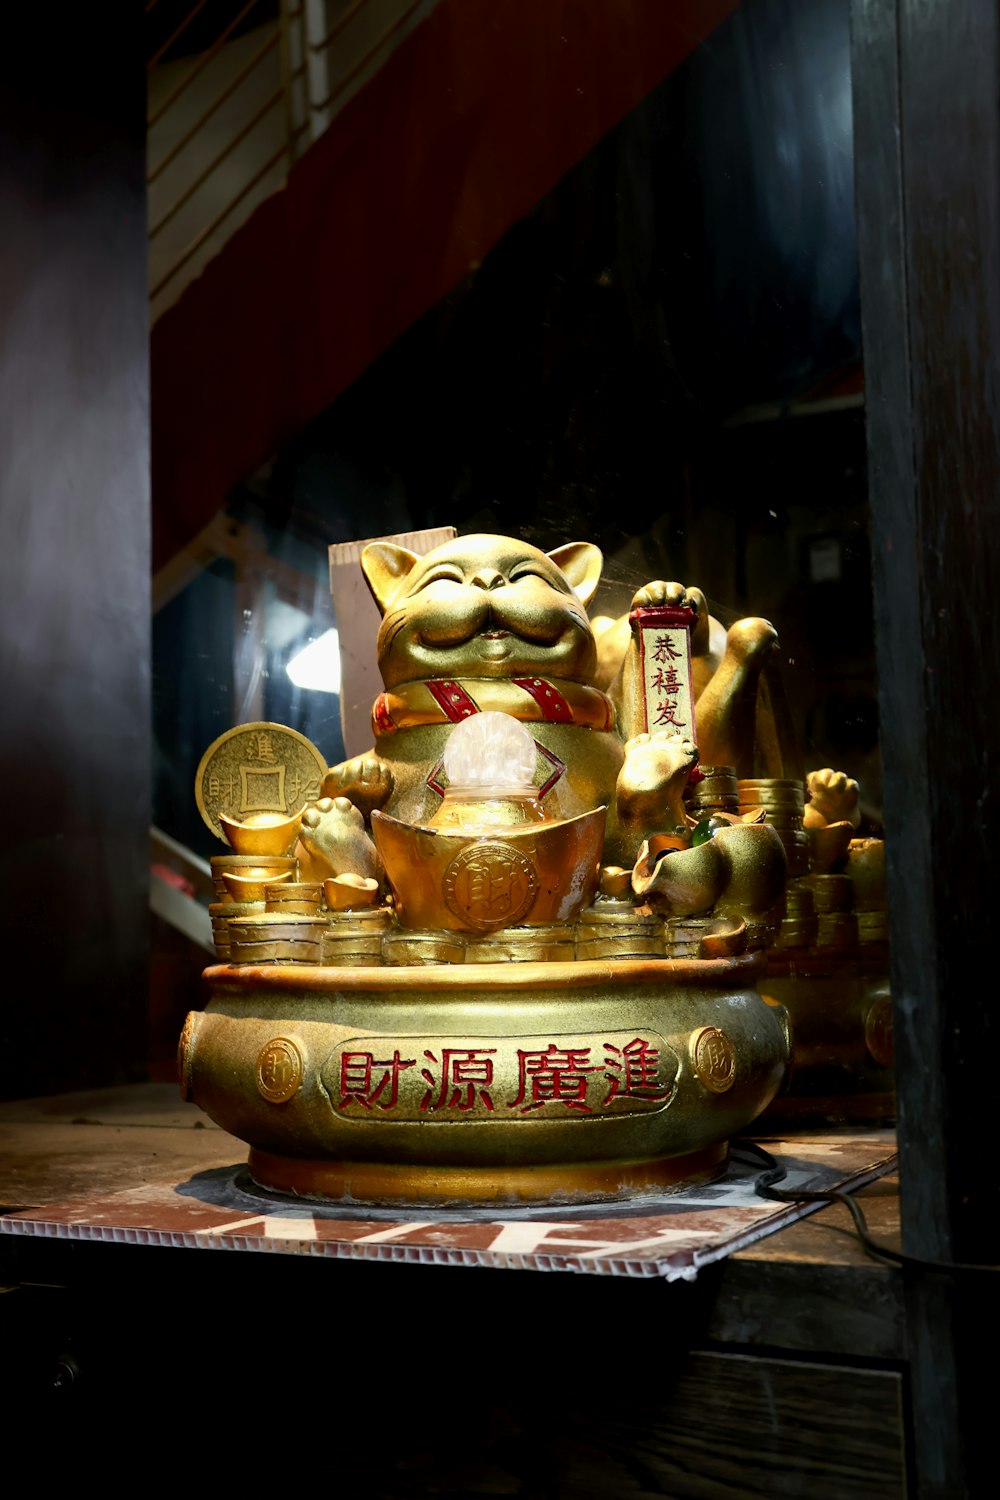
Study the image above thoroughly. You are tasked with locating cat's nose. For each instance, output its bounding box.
[470,568,505,591]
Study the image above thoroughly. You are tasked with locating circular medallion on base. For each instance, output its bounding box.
[255,1037,304,1104]
[864,994,895,1067]
[691,1026,737,1093]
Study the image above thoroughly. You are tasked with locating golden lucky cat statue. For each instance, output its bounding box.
[303,533,780,873]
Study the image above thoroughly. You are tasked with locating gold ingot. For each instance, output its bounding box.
[710,822,787,922]
[220,808,304,857]
[265,882,323,915]
[631,839,724,916]
[697,918,748,959]
[211,853,297,901]
[597,865,633,898]
[323,875,381,911]
[808,821,855,875]
[228,913,326,965]
[371,807,605,933]
[223,869,295,903]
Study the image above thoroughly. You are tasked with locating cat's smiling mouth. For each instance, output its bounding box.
[477,628,512,658]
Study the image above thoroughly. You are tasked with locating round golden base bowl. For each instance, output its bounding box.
[180,952,789,1208]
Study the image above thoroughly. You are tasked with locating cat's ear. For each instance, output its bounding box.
[547,542,603,609]
[361,543,420,614]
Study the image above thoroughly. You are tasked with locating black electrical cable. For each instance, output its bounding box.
[732,1142,998,1277]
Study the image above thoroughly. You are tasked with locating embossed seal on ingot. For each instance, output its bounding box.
[690,1026,737,1093]
[864,993,894,1067]
[442,842,538,931]
[255,1037,304,1104]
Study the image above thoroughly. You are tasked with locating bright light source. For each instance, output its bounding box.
[286,629,342,693]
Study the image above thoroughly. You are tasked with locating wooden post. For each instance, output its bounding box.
[0,5,149,1095]
[852,1,1000,1493]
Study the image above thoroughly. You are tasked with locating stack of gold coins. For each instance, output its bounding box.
[228,912,327,964]
[322,906,394,966]
[684,765,740,818]
[576,901,666,961]
[265,881,322,915]
[210,853,297,900]
[208,898,263,960]
[465,924,577,964]
[740,904,786,952]
[809,874,858,948]
[738,778,809,878]
[383,929,466,965]
[208,902,233,960]
[856,909,889,944]
[776,881,818,949]
[844,839,888,944]
[663,914,719,959]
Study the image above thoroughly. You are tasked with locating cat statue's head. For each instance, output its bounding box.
[361,534,604,690]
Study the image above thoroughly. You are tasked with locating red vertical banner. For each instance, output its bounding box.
[629,606,698,739]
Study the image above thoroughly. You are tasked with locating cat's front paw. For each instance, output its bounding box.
[321,754,394,819]
[804,768,860,829]
[297,796,381,883]
[630,582,709,654]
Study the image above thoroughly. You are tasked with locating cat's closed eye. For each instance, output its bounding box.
[417,567,464,591]
[509,565,554,586]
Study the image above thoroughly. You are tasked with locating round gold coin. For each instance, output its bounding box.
[194,722,327,843]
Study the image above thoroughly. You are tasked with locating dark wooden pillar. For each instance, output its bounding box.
[0,7,149,1095]
[852,0,1000,1493]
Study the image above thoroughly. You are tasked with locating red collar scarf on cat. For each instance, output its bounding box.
[372,677,615,737]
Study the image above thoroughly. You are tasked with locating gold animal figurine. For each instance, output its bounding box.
[301,533,783,875]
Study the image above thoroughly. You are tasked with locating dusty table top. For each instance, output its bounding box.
[0,1083,903,1360]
